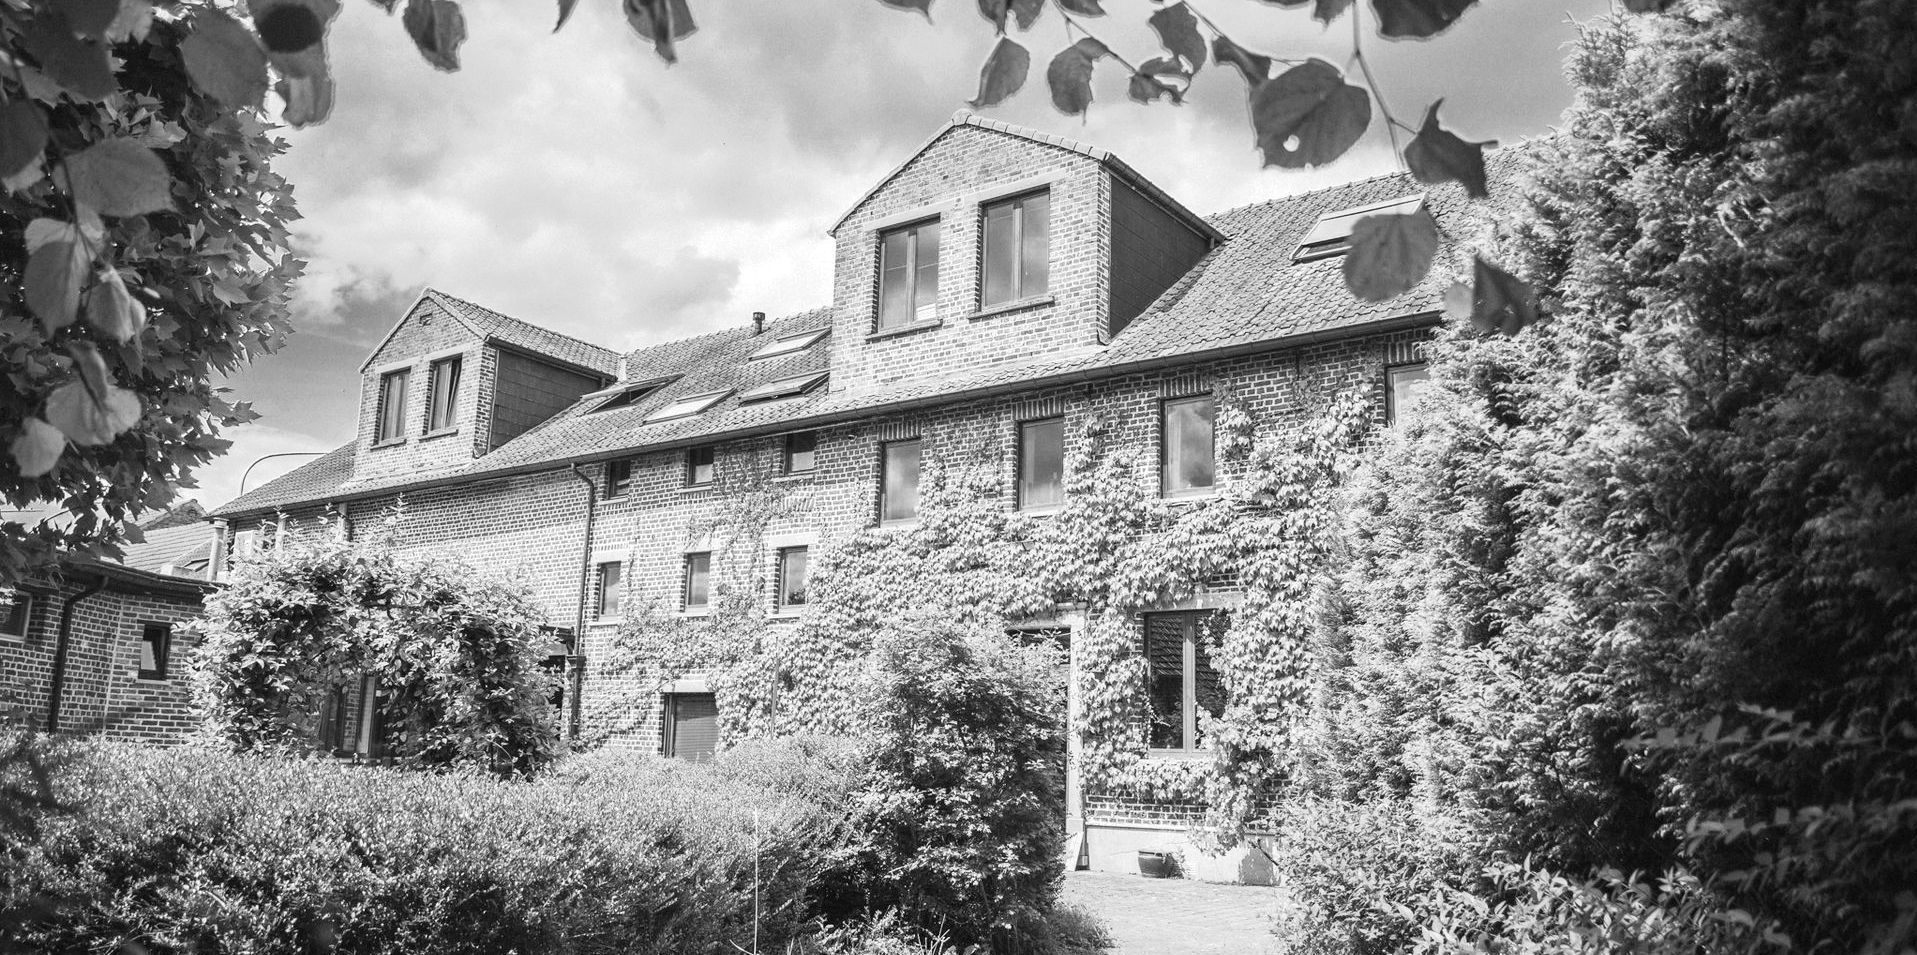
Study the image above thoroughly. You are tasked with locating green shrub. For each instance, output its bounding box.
[0,737,854,954]
[829,618,1068,953]
[1266,798,1473,955]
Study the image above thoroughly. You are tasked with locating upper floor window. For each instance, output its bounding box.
[1161,395,1215,497]
[1017,417,1064,511]
[425,356,461,433]
[684,552,712,612]
[982,191,1049,307]
[375,370,409,444]
[878,219,940,330]
[777,546,809,611]
[1386,362,1432,426]
[784,431,817,474]
[605,459,633,498]
[880,439,921,524]
[1,592,31,641]
[137,622,172,680]
[594,561,623,620]
[686,446,715,487]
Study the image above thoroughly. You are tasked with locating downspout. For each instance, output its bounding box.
[46,574,107,734]
[565,464,597,742]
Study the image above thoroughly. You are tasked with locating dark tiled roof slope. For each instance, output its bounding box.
[430,290,622,377]
[215,153,1526,518]
[120,522,214,578]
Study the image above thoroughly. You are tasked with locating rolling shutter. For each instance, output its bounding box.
[668,693,719,762]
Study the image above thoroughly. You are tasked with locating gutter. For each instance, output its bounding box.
[215,309,1441,520]
[563,464,597,741]
[46,573,107,734]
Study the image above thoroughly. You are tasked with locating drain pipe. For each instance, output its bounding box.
[46,574,107,734]
[565,464,598,741]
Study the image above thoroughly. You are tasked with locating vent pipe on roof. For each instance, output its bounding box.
[752,311,766,335]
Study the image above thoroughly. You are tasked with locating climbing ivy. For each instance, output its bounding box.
[614,383,1374,853]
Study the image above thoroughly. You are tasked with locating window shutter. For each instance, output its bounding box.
[669,694,720,761]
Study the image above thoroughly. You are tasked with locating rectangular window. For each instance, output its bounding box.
[1160,395,1216,497]
[783,431,817,474]
[425,356,461,432]
[665,692,719,761]
[136,622,171,681]
[605,459,633,498]
[1386,362,1432,426]
[777,546,809,611]
[982,191,1050,307]
[0,593,29,640]
[877,219,940,330]
[880,439,922,524]
[684,552,712,611]
[374,370,409,444]
[355,674,383,758]
[1145,612,1225,752]
[1017,417,1065,510]
[594,562,623,620]
[686,446,715,486]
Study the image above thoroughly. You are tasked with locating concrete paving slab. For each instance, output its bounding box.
[1060,870,1283,955]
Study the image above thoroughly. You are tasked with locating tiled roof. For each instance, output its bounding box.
[426,290,622,377]
[120,522,214,579]
[215,152,1526,518]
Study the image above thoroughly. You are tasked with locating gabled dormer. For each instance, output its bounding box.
[826,111,1220,393]
[352,290,617,483]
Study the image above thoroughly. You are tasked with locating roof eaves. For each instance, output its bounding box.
[356,288,458,374]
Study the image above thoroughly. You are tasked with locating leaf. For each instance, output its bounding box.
[1148,2,1205,73]
[61,139,173,217]
[105,0,154,42]
[25,239,92,332]
[276,73,335,127]
[1127,57,1189,105]
[182,10,272,108]
[0,103,48,182]
[86,269,147,343]
[554,0,581,29]
[1251,59,1370,168]
[11,419,66,478]
[251,0,329,52]
[46,379,141,446]
[1442,279,1472,323]
[1212,35,1271,86]
[969,37,1029,109]
[25,218,78,254]
[1056,0,1104,14]
[1046,38,1107,117]
[402,0,466,71]
[63,0,123,39]
[1314,0,1352,21]
[1403,99,1495,198]
[976,0,1007,31]
[1342,210,1438,302]
[1467,256,1540,335]
[1370,0,1476,39]
[21,12,117,101]
[624,0,696,64]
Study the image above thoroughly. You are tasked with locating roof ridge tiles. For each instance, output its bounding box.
[425,288,622,361]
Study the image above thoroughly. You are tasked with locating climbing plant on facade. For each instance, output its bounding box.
[189,525,562,776]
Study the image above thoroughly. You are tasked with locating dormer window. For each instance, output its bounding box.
[878,219,939,331]
[749,328,829,361]
[982,190,1049,307]
[374,370,409,445]
[425,356,461,433]
[645,390,731,423]
[739,372,828,404]
[1293,194,1424,262]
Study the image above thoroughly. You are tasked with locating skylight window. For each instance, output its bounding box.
[739,372,829,404]
[1293,194,1425,262]
[585,377,675,414]
[748,328,829,361]
[645,390,732,423]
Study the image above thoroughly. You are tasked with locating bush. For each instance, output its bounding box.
[829,618,1068,953]
[1266,798,1473,955]
[0,736,855,954]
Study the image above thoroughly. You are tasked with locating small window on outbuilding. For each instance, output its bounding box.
[136,622,171,681]
[1293,194,1425,262]
[0,592,30,641]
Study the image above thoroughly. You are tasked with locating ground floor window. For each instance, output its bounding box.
[664,692,718,761]
[136,623,171,680]
[1144,612,1226,752]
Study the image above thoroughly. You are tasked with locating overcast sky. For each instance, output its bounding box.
[195,0,1613,510]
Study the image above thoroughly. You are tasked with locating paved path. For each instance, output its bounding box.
[1060,870,1283,955]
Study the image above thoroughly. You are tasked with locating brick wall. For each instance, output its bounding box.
[356,297,486,483]
[0,579,204,742]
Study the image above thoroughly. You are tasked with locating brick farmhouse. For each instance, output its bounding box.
[9,113,1492,879]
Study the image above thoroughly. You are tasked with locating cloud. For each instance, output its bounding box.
[186,423,342,512]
